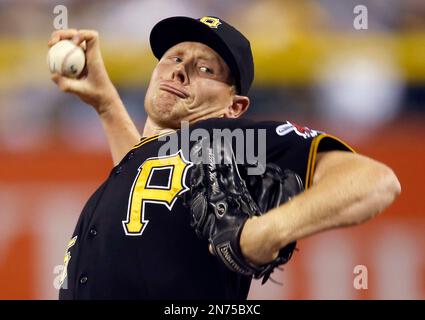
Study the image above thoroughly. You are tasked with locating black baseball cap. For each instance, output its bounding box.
[149,16,254,96]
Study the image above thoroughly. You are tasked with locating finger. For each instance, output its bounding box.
[76,30,105,67]
[79,40,87,51]
[73,29,99,50]
[48,29,78,47]
[51,74,86,94]
[47,35,60,47]
[69,30,101,63]
[51,73,60,82]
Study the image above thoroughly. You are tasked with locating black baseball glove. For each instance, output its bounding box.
[184,138,304,284]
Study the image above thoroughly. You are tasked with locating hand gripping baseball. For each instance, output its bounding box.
[185,139,304,284]
[48,29,120,112]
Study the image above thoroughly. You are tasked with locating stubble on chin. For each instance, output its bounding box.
[149,90,188,128]
[152,91,178,116]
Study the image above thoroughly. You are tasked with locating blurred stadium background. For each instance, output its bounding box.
[0,0,424,299]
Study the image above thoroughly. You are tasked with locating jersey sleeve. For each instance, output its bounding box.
[263,121,355,189]
[189,117,354,190]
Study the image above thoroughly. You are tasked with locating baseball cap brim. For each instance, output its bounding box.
[149,16,240,93]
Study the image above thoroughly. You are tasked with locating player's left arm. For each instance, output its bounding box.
[240,150,401,266]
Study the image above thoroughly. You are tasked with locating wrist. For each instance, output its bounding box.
[95,91,123,117]
[240,215,281,265]
[267,205,294,251]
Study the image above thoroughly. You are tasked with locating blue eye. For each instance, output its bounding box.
[200,66,213,74]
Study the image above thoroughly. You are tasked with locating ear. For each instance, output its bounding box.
[224,95,250,118]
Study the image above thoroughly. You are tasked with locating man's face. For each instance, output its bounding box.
[144,41,236,129]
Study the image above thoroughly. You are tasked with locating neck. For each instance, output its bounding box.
[142,117,175,137]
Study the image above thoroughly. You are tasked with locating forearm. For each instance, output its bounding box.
[49,29,142,165]
[268,153,401,250]
[240,152,401,266]
[97,96,141,165]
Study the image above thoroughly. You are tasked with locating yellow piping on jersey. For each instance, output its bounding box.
[131,131,175,150]
[305,134,355,189]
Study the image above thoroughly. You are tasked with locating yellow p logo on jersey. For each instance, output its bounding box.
[122,151,193,236]
[200,16,222,28]
[59,236,77,288]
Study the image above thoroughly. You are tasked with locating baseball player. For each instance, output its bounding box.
[49,16,401,299]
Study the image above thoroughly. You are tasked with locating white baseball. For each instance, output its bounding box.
[47,40,86,78]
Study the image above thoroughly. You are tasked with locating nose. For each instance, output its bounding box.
[172,65,188,85]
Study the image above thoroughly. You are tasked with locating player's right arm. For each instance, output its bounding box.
[48,29,141,165]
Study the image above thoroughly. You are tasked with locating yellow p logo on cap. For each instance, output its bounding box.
[200,16,222,28]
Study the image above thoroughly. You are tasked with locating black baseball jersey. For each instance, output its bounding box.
[58,118,353,300]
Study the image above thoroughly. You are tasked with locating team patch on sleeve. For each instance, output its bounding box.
[276,121,320,139]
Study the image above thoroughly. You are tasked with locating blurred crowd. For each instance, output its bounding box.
[0,0,424,152]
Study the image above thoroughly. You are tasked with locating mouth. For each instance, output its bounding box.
[159,82,189,99]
